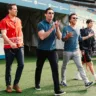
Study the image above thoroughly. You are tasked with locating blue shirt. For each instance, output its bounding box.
[62,25,82,52]
[37,20,56,50]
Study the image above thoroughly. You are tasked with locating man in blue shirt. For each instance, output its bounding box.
[61,13,93,88]
[35,7,65,95]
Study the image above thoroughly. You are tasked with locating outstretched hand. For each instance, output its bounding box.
[88,33,94,38]
[66,32,73,38]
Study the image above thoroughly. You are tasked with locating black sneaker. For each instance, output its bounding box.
[60,81,67,87]
[85,81,93,89]
[55,90,66,96]
[35,85,41,90]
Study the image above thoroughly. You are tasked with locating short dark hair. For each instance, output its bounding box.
[7,3,16,10]
[44,7,54,14]
[69,13,77,22]
[86,19,93,24]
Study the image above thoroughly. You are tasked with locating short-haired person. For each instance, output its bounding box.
[0,4,24,93]
[76,19,96,81]
[35,7,66,95]
[61,13,93,88]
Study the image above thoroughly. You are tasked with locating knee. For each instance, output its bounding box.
[78,65,84,71]
[18,63,24,69]
[62,64,67,69]
[36,66,42,71]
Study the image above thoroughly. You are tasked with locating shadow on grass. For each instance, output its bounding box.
[67,89,87,94]
[63,79,84,88]
[0,90,24,96]
[60,79,88,95]
[0,84,89,96]
[23,87,54,96]
[93,82,96,86]
[23,84,88,96]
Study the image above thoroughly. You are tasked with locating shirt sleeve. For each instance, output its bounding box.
[0,19,7,30]
[37,23,44,32]
[79,34,83,50]
[78,28,83,42]
[78,34,83,42]
[80,28,86,36]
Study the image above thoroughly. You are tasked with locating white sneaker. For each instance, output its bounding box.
[93,74,96,81]
[74,72,82,80]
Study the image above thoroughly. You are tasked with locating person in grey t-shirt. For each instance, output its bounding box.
[61,13,94,88]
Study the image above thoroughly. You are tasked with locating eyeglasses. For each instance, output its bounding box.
[47,12,54,14]
[72,17,78,20]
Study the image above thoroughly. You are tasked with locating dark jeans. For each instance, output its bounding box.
[35,49,60,93]
[4,47,24,86]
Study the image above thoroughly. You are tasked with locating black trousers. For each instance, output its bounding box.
[35,49,60,93]
[4,47,24,86]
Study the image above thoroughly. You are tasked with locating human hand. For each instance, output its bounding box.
[51,20,60,32]
[88,33,94,38]
[51,23,56,30]
[66,32,73,38]
[54,20,60,28]
[10,42,17,49]
[81,50,85,55]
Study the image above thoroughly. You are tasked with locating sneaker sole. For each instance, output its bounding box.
[55,92,66,96]
[35,88,41,90]
[60,85,67,87]
[60,83,67,87]
[85,83,93,89]
[6,90,12,93]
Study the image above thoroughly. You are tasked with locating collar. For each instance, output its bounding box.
[44,19,54,25]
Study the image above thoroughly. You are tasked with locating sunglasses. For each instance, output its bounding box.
[72,17,78,19]
[47,12,54,14]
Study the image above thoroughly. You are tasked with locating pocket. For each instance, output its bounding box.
[4,48,10,53]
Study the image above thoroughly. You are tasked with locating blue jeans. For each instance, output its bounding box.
[4,47,24,86]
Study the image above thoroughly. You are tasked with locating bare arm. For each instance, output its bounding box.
[38,20,62,40]
[1,30,17,48]
[82,32,94,40]
[38,27,55,40]
[38,22,56,40]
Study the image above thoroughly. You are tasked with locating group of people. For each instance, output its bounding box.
[0,3,95,96]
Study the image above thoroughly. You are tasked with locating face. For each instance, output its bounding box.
[70,15,78,25]
[9,5,18,17]
[45,9,54,21]
[87,22,93,28]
